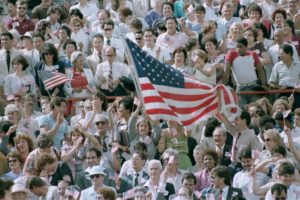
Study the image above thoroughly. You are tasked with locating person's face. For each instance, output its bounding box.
[33,37,44,51]
[13,62,23,72]
[95,120,107,133]
[55,102,66,115]
[233,116,245,127]
[250,11,260,21]
[177,187,190,200]
[148,163,161,177]
[58,181,67,196]
[135,33,144,47]
[294,114,300,127]
[16,4,27,16]
[195,11,205,21]
[204,155,216,170]
[103,24,113,38]
[71,131,82,144]
[17,139,29,152]
[86,151,100,167]
[251,114,260,127]
[174,52,185,66]
[65,44,76,55]
[272,190,287,200]
[231,24,242,36]
[183,179,195,191]
[263,134,276,150]
[131,153,145,172]
[138,122,150,135]
[241,158,253,172]
[24,97,35,107]
[74,55,84,68]
[166,19,177,33]
[279,173,294,186]
[98,12,108,26]
[12,192,27,200]
[7,3,17,15]
[144,31,154,44]
[90,173,105,185]
[42,0,51,8]
[222,7,233,19]
[8,156,21,170]
[211,174,224,189]
[72,22,82,33]
[193,150,203,165]
[84,103,92,112]
[279,48,291,63]
[244,30,255,43]
[276,103,286,113]
[50,12,60,22]
[105,48,116,64]
[117,103,129,118]
[275,13,284,26]
[44,52,54,63]
[1,36,12,50]
[58,29,68,40]
[236,43,247,55]
[205,41,216,53]
[163,5,173,17]
[135,191,146,200]
[213,129,226,147]
[288,1,298,10]
[92,37,103,51]
[43,162,57,176]
[248,106,258,115]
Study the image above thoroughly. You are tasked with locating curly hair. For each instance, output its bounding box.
[97,187,116,200]
[34,153,57,174]
[14,134,35,153]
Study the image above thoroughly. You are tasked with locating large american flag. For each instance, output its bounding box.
[124,38,239,129]
[37,70,70,90]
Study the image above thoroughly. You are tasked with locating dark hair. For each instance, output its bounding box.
[248,3,262,17]
[0,121,12,133]
[162,2,174,13]
[165,16,177,25]
[102,19,115,29]
[92,90,108,111]
[271,183,287,195]
[87,147,102,158]
[92,33,104,41]
[63,39,77,50]
[144,27,155,35]
[16,0,27,7]
[173,47,188,60]
[35,20,51,36]
[259,115,276,128]
[69,8,83,19]
[37,134,53,148]
[7,0,17,6]
[98,9,111,18]
[284,19,295,34]
[271,145,287,157]
[253,22,269,38]
[280,43,294,57]
[58,25,72,38]
[1,32,14,40]
[185,38,198,52]
[204,117,221,137]
[50,97,66,110]
[194,4,206,14]
[236,37,248,47]
[35,153,57,173]
[133,141,148,153]
[202,148,218,164]
[12,55,29,71]
[182,172,197,185]
[278,162,295,176]
[47,5,60,16]
[119,6,133,18]
[118,96,134,112]
[202,34,219,49]
[272,8,287,21]
[7,151,22,163]
[28,176,47,189]
[133,151,147,161]
[0,178,14,191]
[211,166,232,186]
[239,147,252,160]
[128,17,143,31]
[240,110,251,126]
[244,27,258,41]
[32,32,45,41]
[41,43,59,63]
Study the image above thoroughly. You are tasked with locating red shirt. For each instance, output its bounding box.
[70,68,88,89]
[7,17,35,35]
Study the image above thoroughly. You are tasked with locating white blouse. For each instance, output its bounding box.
[4,73,36,97]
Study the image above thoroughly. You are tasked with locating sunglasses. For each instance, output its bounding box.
[135,37,142,41]
[8,159,18,163]
[95,121,106,126]
[90,174,102,179]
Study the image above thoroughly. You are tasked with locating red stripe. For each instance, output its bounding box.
[159,91,214,101]
[182,103,219,126]
[184,81,213,90]
[221,85,231,105]
[144,96,165,103]
[141,83,155,90]
[146,108,177,116]
[169,95,217,114]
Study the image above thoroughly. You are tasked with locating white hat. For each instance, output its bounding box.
[89,165,106,176]
[20,31,32,40]
[70,51,83,64]
[11,184,29,194]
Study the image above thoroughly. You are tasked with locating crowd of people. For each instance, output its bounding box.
[0,0,300,199]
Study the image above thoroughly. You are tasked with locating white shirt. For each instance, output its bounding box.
[156,32,188,53]
[94,61,130,90]
[142,45,171,63]
[265,183,300,200]
[71,29,90,56]
[203,4,218,21]
[268,43,299,66]
[70,3,98,23]
[103,37,125,62]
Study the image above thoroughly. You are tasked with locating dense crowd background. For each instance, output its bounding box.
[0,0,300,199]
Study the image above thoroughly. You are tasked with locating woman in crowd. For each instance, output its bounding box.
[253,22,274,50]
[199,117,221,150]
[223,22,244,52]
[270,8,287,39]
[56,25,72,57]
[70,18,89,56]
[35,19,59,44]
[171,47,194,75]
[97,187,116,200]
[256,97,273,116]
[14,134,35,164]
[1,151,23,180]
[189,145,205,173]
[60,39,77,69]
[283,19,300,55]
[4,55,36,98]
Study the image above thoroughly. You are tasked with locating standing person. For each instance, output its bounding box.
[34,43,67,97]
[38,97,68,149]
[6,0,35,35]
[201,166,244,199]
[223,37,267,107]
[87,34,105,75]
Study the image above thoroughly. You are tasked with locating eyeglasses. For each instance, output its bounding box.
[17,7,26,10]
[95,121,106,126]
[90,174,102,179]
[8,159,18,163]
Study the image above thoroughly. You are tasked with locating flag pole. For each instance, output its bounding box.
[122,36,145,112]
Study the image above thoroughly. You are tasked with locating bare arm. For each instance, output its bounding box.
[222,61,232,85]
[256,63,267,86]
[40,113,64,137]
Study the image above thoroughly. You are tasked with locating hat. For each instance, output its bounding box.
[20,31,32,40]
[94,114,108,123]
[11,184,29,194]
[70,51,83,64]
[89,165,106,176]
